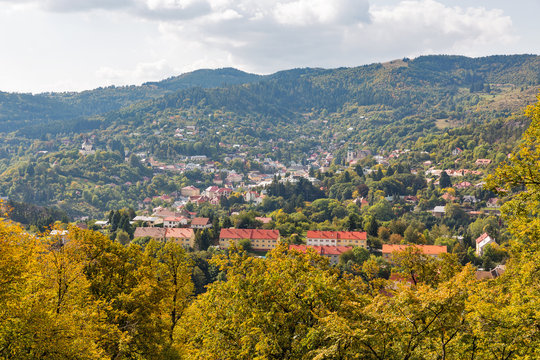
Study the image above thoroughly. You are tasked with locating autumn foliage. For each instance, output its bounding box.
[1,95,540,359]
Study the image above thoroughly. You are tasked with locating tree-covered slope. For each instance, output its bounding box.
[0,67,263,133]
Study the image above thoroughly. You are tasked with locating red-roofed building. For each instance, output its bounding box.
[134,227,166,240]
[306,231,367,248]
[165,228,195,248]
[181,185,200,197]
[217,188,233,197]
[289,245,352,264]
[164,216,189,228]
[219,228,280,250]
[476,233,496,256]
[382,244,447,260]
[191,217,211,229]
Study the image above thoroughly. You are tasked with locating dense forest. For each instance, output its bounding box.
[0,95,539,359]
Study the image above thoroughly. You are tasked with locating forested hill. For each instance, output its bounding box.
[1,54,538,137]
[0,67,262,132]
[99,54,539,147]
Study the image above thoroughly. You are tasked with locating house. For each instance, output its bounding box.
[181,186,200,197]
[79,140,96,155]
[255,217,273,225]
[475,264,506,280]
[204,186,220,198]
[463,195,478,203]
[403,195,418,204]
[226,173,243,183]
[382,244,447,260]
[456,181,472,189]
[94,220,109,228]
[441,193,457,202]
[217,188,233,198]
[153,208,180,219]
[191,217,211,229]
[476,233,496,256]
[430,206,446,218]
[165,228,196,248]
[219,229,280,250]
[163,216,189,228]
[306,231,367,248]
[244,191,259,202]
[451,148,463,156]
[134,227,166,240]
[475,159,492,166]
[289,245,352,265]
[131,216,160,226]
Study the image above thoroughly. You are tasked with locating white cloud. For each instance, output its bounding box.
[148,0,515,74]
[96,59,177,86]
[0,0,524,92]
[273,0,369,26]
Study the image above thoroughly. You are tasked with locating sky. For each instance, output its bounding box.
[0,0,538,93]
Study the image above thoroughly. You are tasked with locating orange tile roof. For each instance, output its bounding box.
[134,227,166,239]
[306,230,367,240]
[164,216,187,222]
[475,232,491,244]
[165,228,194,239]
[382,244,447,256]
[289,245,352,256]
[219,228,280,240]
[191,217,210,226]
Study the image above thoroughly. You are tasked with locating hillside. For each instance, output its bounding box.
[0,54,538,216]
[0,67,263,134]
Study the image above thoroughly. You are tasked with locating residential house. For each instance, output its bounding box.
[475,159,492,166]
[306,231,368,248]
[94,220,109,228]
[131,216,159,226]
[430,206,446,218]
[181,186,200,197]
[217,188,233,198]
[289,245,352,265]
[204,186,220,198]
[219,229,280,251]
[382,244,447,261]
[475,264,506,280]
[134,227,166,240]
[226,173,243,183]
[441,192,457,202]
[463,195,478,204]
[476,232,496,256]
[79,140,96,155]
[191,217,211,229]
[165,228,196,248]
[456,181,472,189]
[163,216,189,228]
[244,191,259,202]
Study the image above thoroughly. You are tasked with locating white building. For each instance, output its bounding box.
[476,232,496,256]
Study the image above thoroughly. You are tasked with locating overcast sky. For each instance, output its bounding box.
[0,0,538,93]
